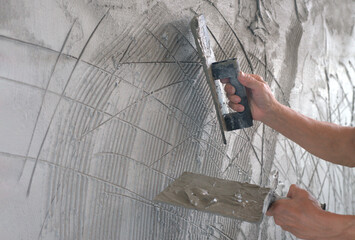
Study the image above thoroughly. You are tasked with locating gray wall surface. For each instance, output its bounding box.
[0,0,354,239]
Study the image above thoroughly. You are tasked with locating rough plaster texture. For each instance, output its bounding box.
[0,0,354,239]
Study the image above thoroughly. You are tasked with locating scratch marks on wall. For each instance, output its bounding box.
[26,8,111,197]
[19,19,77,183]
[31,4,224,239]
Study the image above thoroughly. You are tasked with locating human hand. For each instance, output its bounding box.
[221,72,277,122]
[266,184,342,240]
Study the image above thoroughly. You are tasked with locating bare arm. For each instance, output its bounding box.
[223,72,355,167]
[266,185,355,240]
[263,102,355,167]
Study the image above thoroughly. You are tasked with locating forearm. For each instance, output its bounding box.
[262,101,355,167]
[315,211,355,240]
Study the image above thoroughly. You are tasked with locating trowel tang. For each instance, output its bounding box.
[211,59,253,131]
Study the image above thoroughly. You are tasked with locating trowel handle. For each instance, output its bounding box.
[211,59,253,130]
[269,194,326,211]
[229,71,248,110]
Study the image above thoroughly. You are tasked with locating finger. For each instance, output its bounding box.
[287,184,301,198]
[266,201,277,216]
[249,73,265,83]
[266,198,290,216]
[228,95,241,104]
[266,200,279,216]
[238,71,262,89]
[266,207,274,216]
[220,78,230,83]
[229,102,245,112]
[224,83,236,95]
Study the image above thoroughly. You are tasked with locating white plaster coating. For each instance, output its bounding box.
[0,0,354,239]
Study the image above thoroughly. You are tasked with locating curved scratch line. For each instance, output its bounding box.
[38,183,61,239]
[207,26,228,59]
[170,23,199,55]
[19,20,77,181]
[26,8,111,197]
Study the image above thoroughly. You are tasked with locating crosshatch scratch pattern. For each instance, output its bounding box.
[0,0,354,239]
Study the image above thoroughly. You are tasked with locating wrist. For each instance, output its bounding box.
[260,99,283,126]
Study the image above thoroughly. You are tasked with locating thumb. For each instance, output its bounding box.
[238,72,261,90]
[266,199,281,216]
[287,184,301,198]
[266,198,281,216]
[266,198,291,216]
[266,206,274,216]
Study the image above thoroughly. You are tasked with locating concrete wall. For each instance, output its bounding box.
[0,0,354,239]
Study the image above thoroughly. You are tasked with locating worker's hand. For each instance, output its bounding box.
[266,184,331,240]
[220,72,277,121]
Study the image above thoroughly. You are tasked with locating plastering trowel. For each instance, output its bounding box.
[154,172,278,223]
[154,172,326,223]
[190,15,253,144]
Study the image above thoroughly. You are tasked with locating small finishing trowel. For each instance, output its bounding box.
[190,15,253,144]
[154,172,326,223]
[154,172,276,223]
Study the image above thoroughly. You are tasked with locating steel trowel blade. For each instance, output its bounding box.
[154,172,272,223]
[190,15,227,144]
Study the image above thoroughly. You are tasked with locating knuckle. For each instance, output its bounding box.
[300,190,310,198]
[261,82,269,90]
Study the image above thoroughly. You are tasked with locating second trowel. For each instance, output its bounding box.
[155,172,279,223]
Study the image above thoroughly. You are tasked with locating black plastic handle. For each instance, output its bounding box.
[211,58,253,130]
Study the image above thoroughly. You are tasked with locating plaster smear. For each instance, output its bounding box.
[0,0,354,239]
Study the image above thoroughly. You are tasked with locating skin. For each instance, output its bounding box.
[221,72,355,239]
[267,184,355,240]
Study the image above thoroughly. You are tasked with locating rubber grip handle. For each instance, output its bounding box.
[211,58,253,130]
[269,194,327,211]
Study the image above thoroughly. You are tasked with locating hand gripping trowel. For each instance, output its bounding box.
[190,15,253,144]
